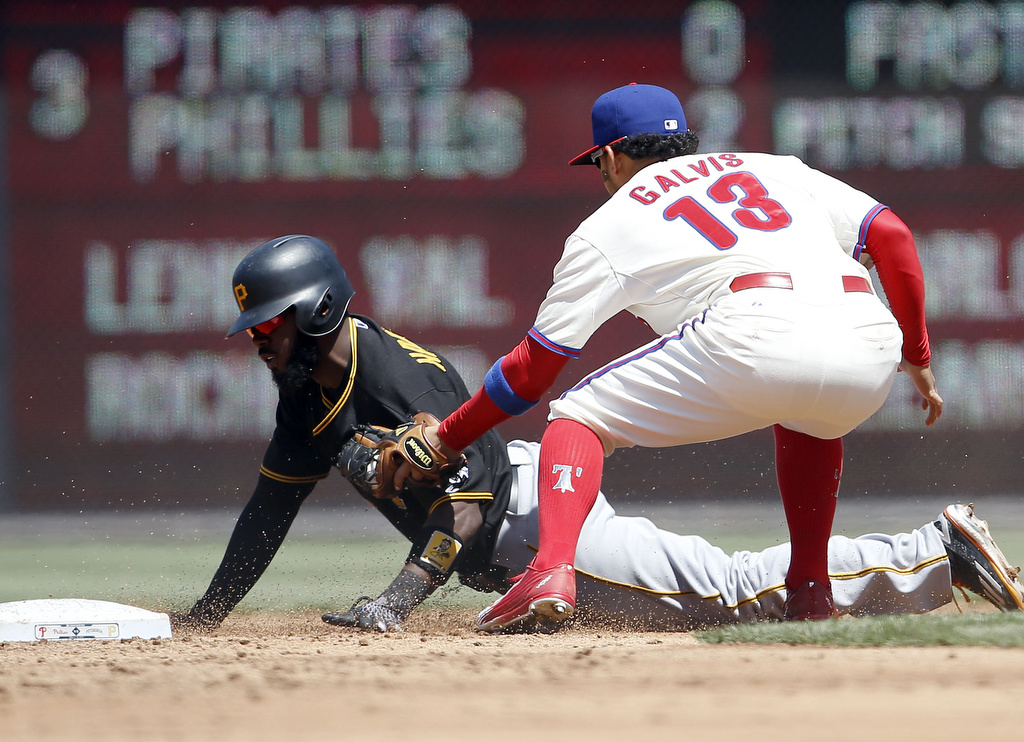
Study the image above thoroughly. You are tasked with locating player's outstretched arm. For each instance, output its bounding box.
[322,568,433,632]
[172,476,313,632]
[899,360,943,426]
[323,500,483,632]
[437,333,571,452]
[394,328,578,495]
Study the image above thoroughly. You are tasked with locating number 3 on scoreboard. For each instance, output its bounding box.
[663,172,792,250]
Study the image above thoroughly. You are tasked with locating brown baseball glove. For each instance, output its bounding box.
[389,412,467,490]
[335,412,466,500]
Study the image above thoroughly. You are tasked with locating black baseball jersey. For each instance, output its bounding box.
[189,314,512,624]
[263,314,512,551]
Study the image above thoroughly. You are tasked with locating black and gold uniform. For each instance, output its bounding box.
[185,315,511,628]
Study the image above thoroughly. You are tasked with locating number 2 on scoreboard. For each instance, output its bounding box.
[663,172,791,249]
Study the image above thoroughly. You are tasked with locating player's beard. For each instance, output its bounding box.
[271,331,320,395]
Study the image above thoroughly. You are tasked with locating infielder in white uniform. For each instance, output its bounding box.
[408,83,944,632]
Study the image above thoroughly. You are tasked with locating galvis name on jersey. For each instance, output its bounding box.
[627,154,744,205]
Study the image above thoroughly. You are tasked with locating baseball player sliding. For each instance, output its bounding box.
[395,83,944,632]
[171,236,1022,636]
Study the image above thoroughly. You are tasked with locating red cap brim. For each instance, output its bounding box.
[567,136,626,167]
[568,144,602,166]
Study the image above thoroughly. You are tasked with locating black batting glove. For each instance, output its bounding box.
[322,596,406,632]
[322,570,433,633]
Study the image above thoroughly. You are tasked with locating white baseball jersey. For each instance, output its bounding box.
[533,153,903,452]
[491,441,951,628]
[534,152,881,347]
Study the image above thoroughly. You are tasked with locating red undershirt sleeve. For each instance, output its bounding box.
[438,334,571,451]
[862,208,931,367]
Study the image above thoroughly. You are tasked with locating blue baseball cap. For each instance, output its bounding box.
[568,83,687,166]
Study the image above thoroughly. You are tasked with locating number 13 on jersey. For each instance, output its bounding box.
[664,172,792,250]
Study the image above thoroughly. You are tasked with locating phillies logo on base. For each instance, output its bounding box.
[551,464,583,493]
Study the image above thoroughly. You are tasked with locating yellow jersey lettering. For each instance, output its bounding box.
[385,330,446,371]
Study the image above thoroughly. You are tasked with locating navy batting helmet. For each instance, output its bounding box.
[226,235,354,338]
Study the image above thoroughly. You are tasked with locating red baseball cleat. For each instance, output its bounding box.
[783,578,840,621]
[475,563,576,633]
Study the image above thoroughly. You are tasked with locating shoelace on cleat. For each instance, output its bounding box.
[968,510,1023,583]
[950,586,972,614]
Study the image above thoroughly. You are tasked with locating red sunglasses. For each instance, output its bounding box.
[246,313,287,337]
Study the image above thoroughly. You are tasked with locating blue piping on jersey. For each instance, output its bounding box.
[560,307,712,398]
[853,203,888,261]
[528,327,581,358]
[484,357,538,416]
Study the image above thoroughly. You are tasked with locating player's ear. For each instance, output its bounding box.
[602,147,632,195]
[609,146,629,174]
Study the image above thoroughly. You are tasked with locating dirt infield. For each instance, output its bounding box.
[3,607,1023,742]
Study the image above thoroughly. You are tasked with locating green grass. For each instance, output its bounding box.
[0,533,492,615]
[3,500,1023,646]
[698,611,1024,647]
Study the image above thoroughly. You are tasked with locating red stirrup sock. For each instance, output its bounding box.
[533,418,605,571]
[774,425,843,588]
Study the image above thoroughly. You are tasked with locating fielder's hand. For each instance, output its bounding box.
[389,413,467,491]
[336,413,466,499]
[898,360,943,426]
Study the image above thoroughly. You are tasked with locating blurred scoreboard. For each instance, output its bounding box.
[3,0,1024,508]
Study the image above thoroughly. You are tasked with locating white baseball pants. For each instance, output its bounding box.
[550,289,903,454]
